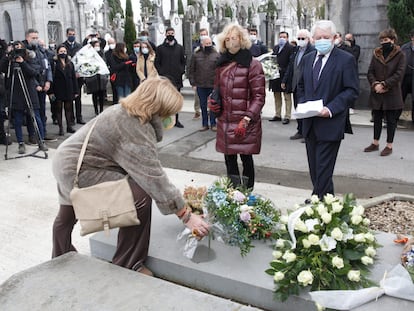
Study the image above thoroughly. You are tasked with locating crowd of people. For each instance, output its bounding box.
[0,20,413,275]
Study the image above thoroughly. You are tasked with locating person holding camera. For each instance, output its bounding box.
[49,45,78,136]
[0,41,46,154]
[0,38,10,145]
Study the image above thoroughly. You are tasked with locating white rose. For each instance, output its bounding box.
[297,270,314,286]
[365,246,377,257]
[280,215,289,224]
[273,271,285,282]
[332,255,344,269]
[347,270,361,282]
[279,224,287,231]
[351,215,363,225]
[321,212,332,224]
[308,234,320,245]
[294,220,308,233]
[305,206,314,216]
[310,195,320,204]
[316,203,327,216]
[305,218,319,232]
[331,201,343,213]
[354,233,366,242]
[331,227,344,241]
[351,205,365,216]
[323,193,335,205]
[276,239,286,248]
[361,256,374,265]
[272,250,283,259]
[362,218,371,226]
[240,204,251,213]
[302,238,311,248]
[364,232,375,242]
[282,251,297,263]
[319,234,337,251]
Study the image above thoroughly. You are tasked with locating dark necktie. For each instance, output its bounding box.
[312,55,324,89]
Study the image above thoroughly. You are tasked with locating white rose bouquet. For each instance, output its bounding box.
[256,53,280,80]
[265,193,380,302]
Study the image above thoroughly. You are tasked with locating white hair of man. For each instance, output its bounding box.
[200,36,212,46]
[297,29,311,39]
[311,20,337,37]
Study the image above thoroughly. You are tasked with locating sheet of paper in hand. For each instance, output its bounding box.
[292,99,323,119]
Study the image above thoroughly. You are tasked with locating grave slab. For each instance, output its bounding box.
[0,252,261,311]
[90,204,414,311]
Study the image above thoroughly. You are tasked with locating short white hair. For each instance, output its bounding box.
[297,29,311,39]
[311,20,337,37]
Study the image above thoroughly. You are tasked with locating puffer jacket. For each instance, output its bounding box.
[214,49,265,155]
[367,45,406,110]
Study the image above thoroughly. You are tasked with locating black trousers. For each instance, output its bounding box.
[372,109,402,143]
[52,179,152,271]
[224,154,255,189]
[293,91,303,134]
[305,130,341,199]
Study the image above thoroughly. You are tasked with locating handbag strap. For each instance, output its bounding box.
[73,119,98,188]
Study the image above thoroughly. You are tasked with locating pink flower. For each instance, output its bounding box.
[233,190,246,203]
[240,211,251,223]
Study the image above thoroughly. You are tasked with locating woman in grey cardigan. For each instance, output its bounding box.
[52,77,209,275]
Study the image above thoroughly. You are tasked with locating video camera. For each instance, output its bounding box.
[7,41,27,60]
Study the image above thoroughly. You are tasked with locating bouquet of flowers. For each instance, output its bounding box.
[257,53,280,80]
[401,239,414,281]
[204,177,281,256]
[72,44,109,77]
[183,185,207,215]
[266,193,380,302]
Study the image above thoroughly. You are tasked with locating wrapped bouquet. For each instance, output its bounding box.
[257,52,280,80]
[72,44,109,77]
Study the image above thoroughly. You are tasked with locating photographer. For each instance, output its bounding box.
[0,41,46,154]
[0,38,10,145]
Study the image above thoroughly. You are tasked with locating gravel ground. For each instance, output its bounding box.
[365,200,414,235]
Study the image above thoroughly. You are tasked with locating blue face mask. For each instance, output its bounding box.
[133,47,140,54]
[278,38,287,46]
[68,36,75,43]
[140,36,148,41]
[315,39,333,55]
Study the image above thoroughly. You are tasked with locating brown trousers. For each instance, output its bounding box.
[52,180,152,271]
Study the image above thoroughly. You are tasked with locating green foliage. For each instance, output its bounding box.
[140,0,154,15]
[107,0,124,23]
[387,0,414,43]
[267,0,277,17]
[224,5,232,18]
[207,0,214,14]
[124,0,136,53]
[178,0,184,16]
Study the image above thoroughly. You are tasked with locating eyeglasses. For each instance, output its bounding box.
[297,38,307,40]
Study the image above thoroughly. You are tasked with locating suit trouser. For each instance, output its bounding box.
[292,91,303,134]
[305,130,341,199]
[273,91,292,119]
[52,179,152,271]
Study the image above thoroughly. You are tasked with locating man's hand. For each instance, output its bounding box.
[319,107,331,118]
[43,81,51,92]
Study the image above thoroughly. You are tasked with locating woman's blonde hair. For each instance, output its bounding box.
[120,77,183,123]
[216,23,252,53]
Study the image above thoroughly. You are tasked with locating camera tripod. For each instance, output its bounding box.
[4,63,47,160]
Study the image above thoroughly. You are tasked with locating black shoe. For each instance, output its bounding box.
[28,136,37,145]
[175,121,184,128]
[269,116,282,122]
[77,119,86,125]
[44,134,57,141]
[290,132,303,140]
[58,128,64,136]
[304,198,311,204]
[282,118,290,125]
[67,127,76,133]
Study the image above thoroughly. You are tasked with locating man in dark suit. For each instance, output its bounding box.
[297,20,359,200]
[282,29,315,140]
[269,31,295,124]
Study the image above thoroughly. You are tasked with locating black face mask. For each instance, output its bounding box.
[166,35,174,42]
[204,46,213,52]
[58,53,67,59]
[381,42,393,52]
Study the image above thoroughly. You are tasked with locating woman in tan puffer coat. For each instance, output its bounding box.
[211,23,265,189]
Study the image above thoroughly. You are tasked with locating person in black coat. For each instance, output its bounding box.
[49,44,78,135]
[268,31,295,124]
[0,41,45,154]
[155,27,186,128]
[108,42,133,98]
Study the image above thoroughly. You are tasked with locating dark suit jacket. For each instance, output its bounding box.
[269,43,295,92]
[297,47,359,141]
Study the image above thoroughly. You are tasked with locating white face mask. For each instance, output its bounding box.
[250,35,257,41]
[94,46,100,52]
[297,39,307,48]
[334,38,340,45]
[109,44,116,50]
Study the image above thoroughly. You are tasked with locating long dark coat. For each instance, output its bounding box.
[50,57,78,101]
[268,43,295,92]
[155,39,186,89]
[108,54,132,88]
[0,56,40,110]
[214,50,265,155]
[367,45,406,110]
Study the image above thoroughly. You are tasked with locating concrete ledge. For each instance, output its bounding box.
[362,193,414,208]
[0,252,261,311]
[90,201,414,311]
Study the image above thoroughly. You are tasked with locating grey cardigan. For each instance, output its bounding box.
[52,104,185,215]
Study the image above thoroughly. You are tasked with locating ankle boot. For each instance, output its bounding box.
[67,126,75,133]
[228,175,241,188]
[58,126,64,136]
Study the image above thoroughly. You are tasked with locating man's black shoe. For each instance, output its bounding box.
[175,121,184,128]
[282,118,290,125]
[77,119,86,125]
[269,116,282,122]
[44,134,57,141]
[290,132,303,140]
[304,199,311,204]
